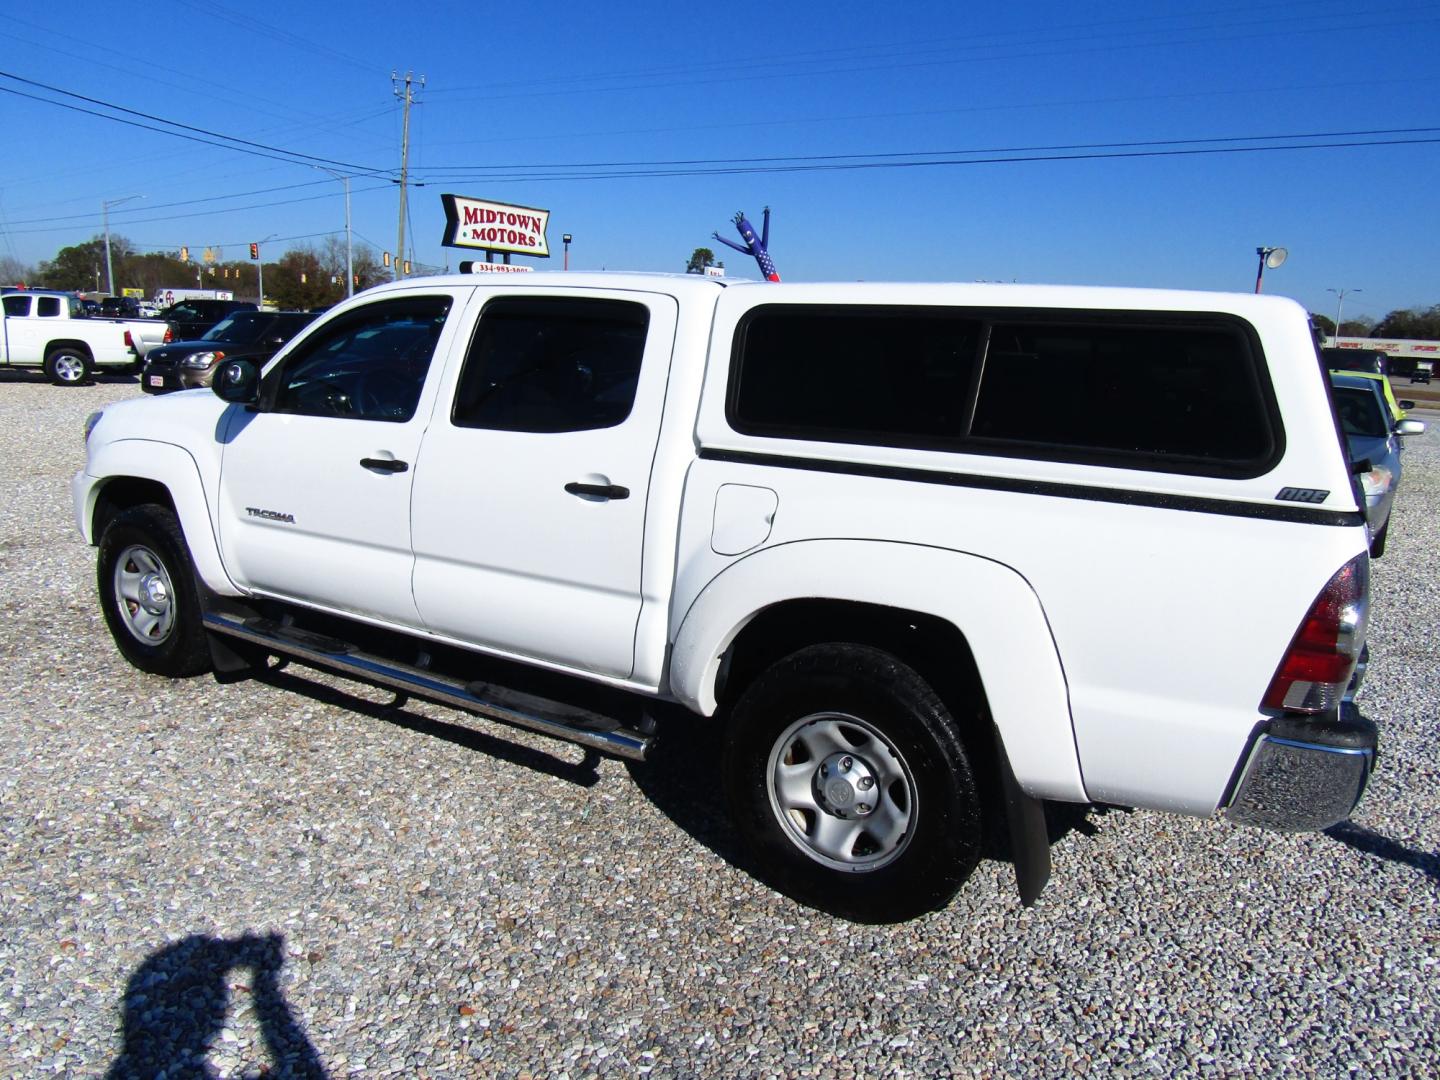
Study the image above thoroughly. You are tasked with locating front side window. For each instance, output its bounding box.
[451,297,649,433]
[37,296,61,317]
[269,296,451,422]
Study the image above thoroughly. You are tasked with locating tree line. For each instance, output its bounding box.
[1,236,392,311]
[1310,305,1440,341]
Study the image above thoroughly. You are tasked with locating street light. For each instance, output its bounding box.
[101,194,143,295]
[563,233,572,271]
[1254,246,1287,294]
[314,167,353,298]
[1327,287,1361,341]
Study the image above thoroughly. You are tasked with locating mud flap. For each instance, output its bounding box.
[995,728,1052,906]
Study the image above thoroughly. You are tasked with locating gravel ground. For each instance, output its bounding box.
[1,371,1437,1078]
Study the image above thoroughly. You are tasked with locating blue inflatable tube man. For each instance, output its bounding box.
[713,207,780,282]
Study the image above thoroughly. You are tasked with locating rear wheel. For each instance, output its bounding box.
[44,346,92,386]
[723,643,983,922]
[97,505,212,677]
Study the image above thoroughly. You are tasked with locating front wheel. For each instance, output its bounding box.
[722,643,983,922]
[97,505,213,677]
[44,346,92,386]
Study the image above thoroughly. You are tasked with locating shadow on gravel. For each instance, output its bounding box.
[251,663,604,788]
[107,932,327,1079]
[1325,820,1440,883]
[0,370,139,386]
[234,663,1116,908]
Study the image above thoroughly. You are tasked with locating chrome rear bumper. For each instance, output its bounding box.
[1225,707,1376,833]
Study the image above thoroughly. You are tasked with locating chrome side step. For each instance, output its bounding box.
[202,612,653,761]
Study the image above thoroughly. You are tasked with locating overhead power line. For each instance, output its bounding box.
[0,69,391,175]
[411,126,1440,181]
[414,133,1440,184]
[2,184,395,236]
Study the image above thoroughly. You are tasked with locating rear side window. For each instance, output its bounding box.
[730,305,1280,477]
[452,297,649,433]
[971,320,1276,467]
[2,296,28,317]
[730,308,981,444]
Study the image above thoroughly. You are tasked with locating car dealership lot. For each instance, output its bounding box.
[2,374,1438,1076]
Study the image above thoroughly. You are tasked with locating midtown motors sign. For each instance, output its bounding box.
[441,195,551,258]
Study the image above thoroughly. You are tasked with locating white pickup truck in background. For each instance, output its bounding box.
[73,272,1378,921]
[1,289,166,383]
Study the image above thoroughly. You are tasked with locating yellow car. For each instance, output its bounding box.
[1323,347,1412,421]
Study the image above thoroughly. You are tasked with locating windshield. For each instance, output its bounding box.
[202,314,263,343]
[1334,386,1389,439]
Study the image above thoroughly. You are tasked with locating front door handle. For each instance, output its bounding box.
[565,481,629,500]
[360,457,409,473]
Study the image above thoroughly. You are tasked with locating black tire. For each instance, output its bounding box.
[97,504,213,678]
[44,346,92,386]
[1370,521,1388,559]
[722,643,983,922]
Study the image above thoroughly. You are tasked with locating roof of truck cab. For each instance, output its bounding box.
[360,271,1307,315]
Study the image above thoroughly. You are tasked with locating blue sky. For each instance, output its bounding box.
[1,1,1437,324]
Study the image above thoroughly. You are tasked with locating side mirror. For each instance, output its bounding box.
[213,359,261,405]
[1396,419,1427,437]
[1396,399,1416,411]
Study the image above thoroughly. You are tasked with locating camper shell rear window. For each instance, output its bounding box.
[727,304,1283,478]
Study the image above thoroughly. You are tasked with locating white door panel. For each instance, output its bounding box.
[217,409,425,623]
[216,289,468,626]
[411,291,677,678]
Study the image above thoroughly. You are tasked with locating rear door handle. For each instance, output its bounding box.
[565,481,629,500]
[360,457,409,473]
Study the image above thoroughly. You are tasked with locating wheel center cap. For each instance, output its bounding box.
[815,752,877,816]
[139,573,169,611]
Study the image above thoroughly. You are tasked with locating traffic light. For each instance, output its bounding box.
[383,251,391,267]
[249,243,259,260]
[180,246,189,262]
[403,261,411,275]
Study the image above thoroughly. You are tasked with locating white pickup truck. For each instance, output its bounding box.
[72,272,1377,921]
[1,289,167,383]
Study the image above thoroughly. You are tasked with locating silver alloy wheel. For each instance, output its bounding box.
[765,711,917,872]
[112,543,177,645]
[51,353,86,383]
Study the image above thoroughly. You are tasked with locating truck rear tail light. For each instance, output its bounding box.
[163,327,173,344]
[1262,554,1369,714]
[123,330,134,348]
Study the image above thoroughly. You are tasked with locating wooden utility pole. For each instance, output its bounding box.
[393,71,424,281]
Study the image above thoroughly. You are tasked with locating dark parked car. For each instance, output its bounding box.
[100,296,141,318]
[141,310,317,394]
[159,298,257,341]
